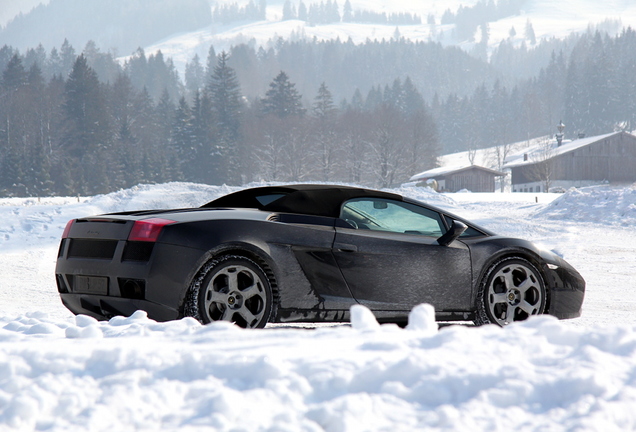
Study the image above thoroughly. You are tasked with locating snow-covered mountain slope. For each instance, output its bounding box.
[148,0,636,72]
[1,182,636,430]
[3,0,636,73]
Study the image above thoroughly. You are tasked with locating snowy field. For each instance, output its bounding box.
[2,182,636,430]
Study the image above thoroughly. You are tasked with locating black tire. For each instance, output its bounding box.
[475,257,546,326]
[185,255,274,328]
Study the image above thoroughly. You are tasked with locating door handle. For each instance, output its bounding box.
[334,242,358,252]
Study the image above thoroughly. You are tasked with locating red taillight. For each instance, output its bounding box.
[128,218,176,242]
[61,219,75,239]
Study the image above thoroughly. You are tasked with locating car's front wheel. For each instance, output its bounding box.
[185,255,274,328]
[475,257,546,326]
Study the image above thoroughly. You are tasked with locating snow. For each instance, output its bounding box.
[142,0,636,73]
[2,181,636,430]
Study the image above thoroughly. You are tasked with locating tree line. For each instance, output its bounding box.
[0,43,439,197]
[2,27,636,197]
[282,0,422,25]
[435,28,636,155]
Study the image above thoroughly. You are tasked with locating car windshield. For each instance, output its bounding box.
[340,198,445,237]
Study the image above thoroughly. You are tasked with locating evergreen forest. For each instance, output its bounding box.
[1,27,636,197]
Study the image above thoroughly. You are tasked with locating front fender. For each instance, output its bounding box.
[466,236,585,319]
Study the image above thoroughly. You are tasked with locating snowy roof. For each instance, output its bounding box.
[410,165,506,181]
[503,131,623,169]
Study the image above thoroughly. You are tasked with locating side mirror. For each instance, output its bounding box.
[437,221,467,246]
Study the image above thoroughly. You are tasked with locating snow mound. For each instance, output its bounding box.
[83,182,239,214]
[1,311,636,430]
[350,305,380,330]
[535,185,636,225]
[406,303,438,334]
[389,185,460,211]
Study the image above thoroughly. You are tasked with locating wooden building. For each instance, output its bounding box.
[410,165,506,193]
[504,131,636,193]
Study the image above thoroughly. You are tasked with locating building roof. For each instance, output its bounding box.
[410,165,506,181]
[503,131,624,169]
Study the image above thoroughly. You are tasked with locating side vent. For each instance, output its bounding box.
[56,274,69,293]
[267,214,280,222]
[57,239,67,258]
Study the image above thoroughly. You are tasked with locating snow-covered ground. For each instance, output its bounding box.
[1,182,636,430]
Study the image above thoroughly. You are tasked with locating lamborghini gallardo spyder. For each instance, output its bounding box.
[55,185,585,328]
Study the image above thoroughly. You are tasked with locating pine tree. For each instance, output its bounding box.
[312,82,336,119]
[131,86,161,183]
[208,51,244,184]
[298,1,308,21]
[312,82,338,180]
[350,88,364,110]
[190,90,215,183]
[343,0,353,22]
[24,44,47,71]
[525,20,536,45]
[60,39,77,78]
[172,96,194,181]
[155,89,180,181]
[402,76,425,115]
[2,54,27,90]
[205,45,217,78]
[47,47,63,79]
[282,1,296,20]
[0,46,16,78]
[185,54,205,102]
[262,71,305,118]
[63,54,111,194]
[0,55,29,195]
[110,73,139,188]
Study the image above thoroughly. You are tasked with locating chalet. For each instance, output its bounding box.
[410,165,506,193]
[504,131,636,193]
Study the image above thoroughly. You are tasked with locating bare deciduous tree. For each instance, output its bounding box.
[530,138,556,192]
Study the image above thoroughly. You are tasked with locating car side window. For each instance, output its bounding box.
[340,198,445,237]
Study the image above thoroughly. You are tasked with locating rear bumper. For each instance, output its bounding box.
[60,293,180,321]
[56,240,207,321]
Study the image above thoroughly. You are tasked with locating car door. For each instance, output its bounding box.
[333,198,472,311]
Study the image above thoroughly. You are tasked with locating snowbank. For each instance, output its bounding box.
[1,309,636,431]
[535,185,636,226]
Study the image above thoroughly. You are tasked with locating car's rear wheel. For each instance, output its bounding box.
[475,257,546,326]
[185,255,274,328]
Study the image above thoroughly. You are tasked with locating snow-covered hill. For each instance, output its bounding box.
[3,0,636,74]
[148,0,636,72]
[2,182,636,430]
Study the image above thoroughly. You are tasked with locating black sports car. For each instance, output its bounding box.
[55,184,585,328]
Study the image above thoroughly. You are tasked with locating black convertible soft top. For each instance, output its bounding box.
[202,184,403,218]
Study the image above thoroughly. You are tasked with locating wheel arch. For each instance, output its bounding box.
[179,242,280,320]
[473,247,552,315]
